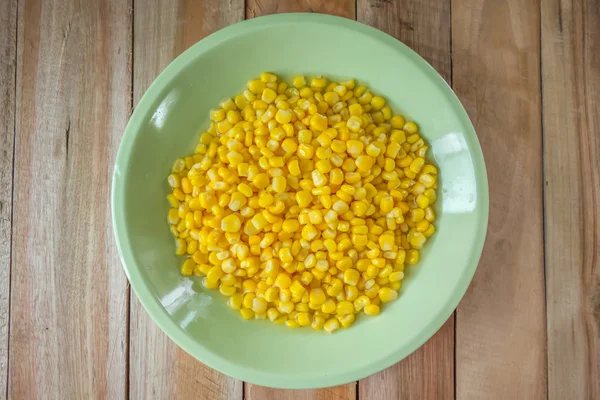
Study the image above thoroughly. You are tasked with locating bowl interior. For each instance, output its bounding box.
[112,14,488,388]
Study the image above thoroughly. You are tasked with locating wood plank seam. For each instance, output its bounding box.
[539,2,549,398]
[448,4,456,400]
[449,3,456,399]
[1,0,18,398]
[125,0,135,400]
[127,1,134,398]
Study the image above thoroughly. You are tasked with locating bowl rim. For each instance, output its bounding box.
[112,12,489,389]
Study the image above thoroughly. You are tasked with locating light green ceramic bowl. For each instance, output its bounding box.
[112,13,488,389]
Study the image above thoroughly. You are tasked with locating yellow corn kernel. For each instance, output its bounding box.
[363,304,380,316]
[346,140,364,157]
[175,238,187,255]
[167,174,181,189]
[380,196,393,213]
[239,308,254,320]
[330,168,344,185]
[274,273,292,289]
[409,230,427,249]
[268,177,285,194]
[407,249,420,265]
[168,208,180,225]
[221,214,242,233]
[298,143,314,159]
[251,297,268,314]
[233,183,251,198]
[354,295,370,311]
[410,157,425,173]
[389,115,405,129]
[318,299,334,315]
[248,79,266,94]
[310,77,327,89]
[323,318,340,333]
[379,234,395,251]
[403,121,418,134]
[262,306,279,322]
[346,116,362,133]
[310,113,328,131]
[311,315,325,330]
[379,287,398,303]
[338,314,355,328]
[416,194,430,209]
[277,300,294,314]
[226,293,243,310]
[370,96,385,110]
[242,293,256,309]
[345,286,359,302]
[252,173,270,189]
[355,155,373,172]
[219,285,236,296]
[207,266,224,283]
[336,301,354,315]
[296,190,313,208]
[389,271,404,282]
[259,72,277,83]
[410,208,425,222]
[282,320,298,328]
[424,224,436,237]
[181,259,195,276]
[305,288,325,306]
[293,76,306,88]
[293,312,309,326]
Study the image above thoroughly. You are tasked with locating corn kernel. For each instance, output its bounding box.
[221,214,242,233]
[379,287,398,302]
[324,318,340,333]
[364,304,380,316]
[336,301,354,315]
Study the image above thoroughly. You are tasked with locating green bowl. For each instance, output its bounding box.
[112,13,488,389]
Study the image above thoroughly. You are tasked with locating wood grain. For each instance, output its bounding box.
[246,0,355,19]
[357,1,453,398]
[8,0,131,398]
[243,1,356,398]
[541,0,600,398]
[0,1,17,398]
[359,320,454,400]
[452,0,547,398]
[357,0,452,82]
[246,385,357,400]
[130,1,244,398]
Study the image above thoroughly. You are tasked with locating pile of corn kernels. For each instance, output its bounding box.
[166,73,438,333]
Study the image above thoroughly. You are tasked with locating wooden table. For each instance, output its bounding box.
[1,0,598,398]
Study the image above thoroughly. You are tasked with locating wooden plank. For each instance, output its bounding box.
[359,320,454,399]
[0,0,17,398]
[541,0,600,398]
[357,0,452,82]
[357,1,453,399]
[246,385,356,400]
[130,1,244,398]
[243,0,356,398]
[246,0,355,19]
[8,0,131,398]
[452,0,547,398]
